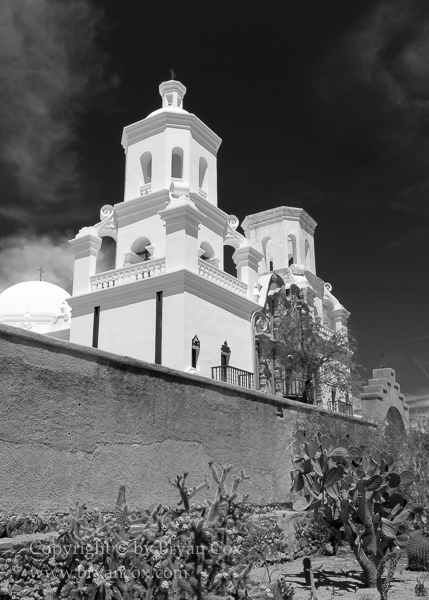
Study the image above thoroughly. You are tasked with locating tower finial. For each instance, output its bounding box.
[169,66,176,80]
[381,350,385,368]
[37,266,45,281]
[159,80,186,109]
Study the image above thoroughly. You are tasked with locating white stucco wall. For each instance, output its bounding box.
[69,313,94,347]
[181,292,253,376]
[98,300,156,362]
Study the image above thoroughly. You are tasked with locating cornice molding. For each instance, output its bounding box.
[242,207,317,236]
[69,269,259,321]
[121,112,222,157]
[159,199,205,237]
[232,245,264,270]
[69,233,102,258]
[114,190,169,227]
[190,193,228,235]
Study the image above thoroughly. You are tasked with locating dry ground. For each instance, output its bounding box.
[250,547,426,599]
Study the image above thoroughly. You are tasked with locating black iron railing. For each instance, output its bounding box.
[281,377,305,399]
[327,400,353,416]
[211,366,254,389]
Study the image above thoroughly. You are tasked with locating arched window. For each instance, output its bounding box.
[223,244,237,277]
[140,152,152,184]
[305,239,310,266]
[199,157,208,190]
[199,241,215,261]
[171,147,183,178]
[131,237,153,261]
[287,235,296,267]
[96,236,116,274]
[261,236,272,272]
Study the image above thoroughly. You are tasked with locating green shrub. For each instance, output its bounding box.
[292,513,331,558]
[52,463,290,600]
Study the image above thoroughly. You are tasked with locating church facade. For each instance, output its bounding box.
[67,80,350,400]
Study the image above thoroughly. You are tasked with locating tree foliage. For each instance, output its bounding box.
[259,288,361,402]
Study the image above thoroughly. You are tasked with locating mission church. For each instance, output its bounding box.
[0,80,352,406]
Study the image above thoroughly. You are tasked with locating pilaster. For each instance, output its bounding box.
[159,196,205,273]
[232,244,263,301]
[69,229,102,296]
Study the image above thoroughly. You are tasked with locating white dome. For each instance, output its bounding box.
[0,281,71,334]
[146,106,189,118]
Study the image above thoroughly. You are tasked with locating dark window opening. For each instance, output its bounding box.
[171,148,183,178]
[155,291,163,364]
[269,260,274,271]
[92,306,100,349]
[191,335,200,369]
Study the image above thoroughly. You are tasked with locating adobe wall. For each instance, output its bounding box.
[0,324,374,514]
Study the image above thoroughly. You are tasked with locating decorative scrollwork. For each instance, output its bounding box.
[224,214,247,249]
[93,205,117,235]
[324,282,332,292]
[227,215,239,231]
[100,205,115,221]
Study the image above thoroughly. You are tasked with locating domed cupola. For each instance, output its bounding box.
[0,281,71,335]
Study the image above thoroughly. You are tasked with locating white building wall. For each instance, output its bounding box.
[181,293,254,376]
[98,300,156,362]
[70,313,95,347]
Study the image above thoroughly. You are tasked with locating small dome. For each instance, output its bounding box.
[0,281,71,334]
[146,106,189,119]
[146,79,188,118]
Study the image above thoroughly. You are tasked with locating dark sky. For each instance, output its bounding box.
[0,0,428,411]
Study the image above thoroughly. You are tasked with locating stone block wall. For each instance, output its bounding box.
[0,325,374,514]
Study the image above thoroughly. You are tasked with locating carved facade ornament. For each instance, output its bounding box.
[53,300,71,325]
[251,309,269,334]
[224,214,247,249]
[323,282,345,311]
[192,335,200,349]
[94,205,118,235]
[76,206,118,240]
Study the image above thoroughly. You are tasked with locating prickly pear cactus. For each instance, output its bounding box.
[290,430,422,591]
[408,531,429,571]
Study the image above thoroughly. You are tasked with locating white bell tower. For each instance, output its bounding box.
[68,80,263,379]
[242,207,317,274]
[122,80,220,206]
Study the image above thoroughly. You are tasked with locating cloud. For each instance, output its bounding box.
[0,232,74,294]
[0,0,116,215]
[314,0,429,215]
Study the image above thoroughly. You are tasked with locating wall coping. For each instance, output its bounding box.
[0,324,374,428]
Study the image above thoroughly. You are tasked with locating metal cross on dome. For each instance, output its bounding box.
[37,266,45,281]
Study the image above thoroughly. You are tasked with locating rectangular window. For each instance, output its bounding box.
[92,306,100,348]
[192,348,197,368]
[155,291,163,365]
